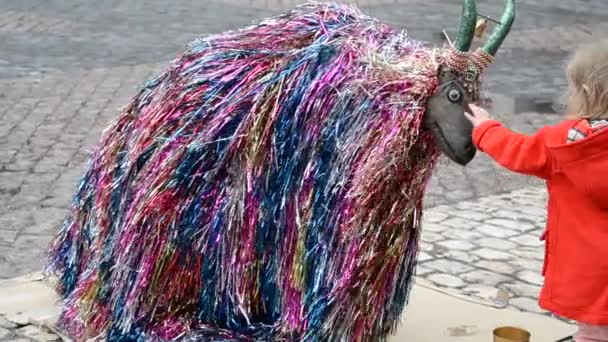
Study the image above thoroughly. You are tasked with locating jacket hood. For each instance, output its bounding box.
[549,127,608,208]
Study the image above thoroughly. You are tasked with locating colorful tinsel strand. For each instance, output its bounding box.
[45,2,443,341]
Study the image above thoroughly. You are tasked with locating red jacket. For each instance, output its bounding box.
[473,119,608,324]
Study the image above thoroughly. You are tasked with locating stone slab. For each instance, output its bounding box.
[0,274,574,342]
[391,280,574,342]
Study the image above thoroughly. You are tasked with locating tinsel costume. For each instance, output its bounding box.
[45,2,507,341]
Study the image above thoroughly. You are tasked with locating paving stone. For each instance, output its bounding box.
[441,229,482,241]
[476,260,516,275]
[420,242,434,253]
[0,327,10,339]
[514,206,548,218]
[509,297,545,314]
[427,273,466,288]
[441,217,476,230]
[454,201,498,213]
[452,210,491,222]
[492,209,537,222]
[485,218,535,233]
[435,249,480,264]
[417,252,431,262]
[15,325,61,341]
[472,248,513,261]
[422,222,447,234]
[511,258,542,273]
[461,270,510,286]
[423,211,448,223]
[0,316,17,329]
[415,265,433,276]
[435,240,475,251]
[424,259,474,275]
[475,237,517,251]
[512,247,545,261]
[511,234,544,247]
[421,231,444,243]
[501,282,542,299]
[0,229,18,244]
[476,224,518,238]
[516,270,544,286]
[4,313,28,327]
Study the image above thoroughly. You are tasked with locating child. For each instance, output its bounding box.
[465,41,608,342]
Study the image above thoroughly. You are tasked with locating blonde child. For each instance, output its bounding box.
[465,41,608,341]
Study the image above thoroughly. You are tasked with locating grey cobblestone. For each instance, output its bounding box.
[436,240,475,251]
[462,270,511,287]
[0,327,9,339]
[423,211,448,223]
[512,234,544,247]
[501,282,542,299]
[516,270,545,286]
[16,325,61,341]
[435,250,480,265]
[417,252,432,262]
[509,297,544,314]
[420,231,444,243]
[512,247,545,261]
[476,237,518,251]
[472,248,513,261]
[452,210,492,222]
[0,316,17,329]
[425,259,474,275]
[476,224,517,238]
[441,217,477,229]
[511,258,543,273]
[441,228,482,241]
[476,260,516,276]
[422,222,448,234]
[485,218,535,233]
[415,265,433,276]
[427,273,466,288]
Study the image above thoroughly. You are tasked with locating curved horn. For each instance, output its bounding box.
[482,0,516,56]
[454,0,478,52]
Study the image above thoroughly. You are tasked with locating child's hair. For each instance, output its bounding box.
[565,40,608,120]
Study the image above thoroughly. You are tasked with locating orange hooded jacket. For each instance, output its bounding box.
[473,119,608,324]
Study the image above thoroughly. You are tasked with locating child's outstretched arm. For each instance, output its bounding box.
[465,104,552,179]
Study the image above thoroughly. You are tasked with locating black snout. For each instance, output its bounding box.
[430,121,476,166]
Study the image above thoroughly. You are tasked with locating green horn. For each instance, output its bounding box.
[482,0,516,56]
[455,0,478,51]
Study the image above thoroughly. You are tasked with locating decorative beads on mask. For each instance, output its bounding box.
[441,48,493,100]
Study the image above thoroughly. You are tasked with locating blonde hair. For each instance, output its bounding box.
[564,41,608,120]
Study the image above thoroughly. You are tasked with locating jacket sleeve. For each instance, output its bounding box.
[472,120,553,179]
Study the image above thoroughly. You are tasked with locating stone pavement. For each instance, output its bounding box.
[418,186,549,315]
[0,0,606,336]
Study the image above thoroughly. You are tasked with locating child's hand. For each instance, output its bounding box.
[464,103,492,127]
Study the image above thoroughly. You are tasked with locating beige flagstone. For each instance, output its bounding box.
[0,274,573,341]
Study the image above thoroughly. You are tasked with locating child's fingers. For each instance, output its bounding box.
[465,103,475,116]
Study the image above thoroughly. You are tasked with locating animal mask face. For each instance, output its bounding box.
[424,0,515,165]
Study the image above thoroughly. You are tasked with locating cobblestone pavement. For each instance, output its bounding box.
[418,186,549,315]
[0,0,605,336]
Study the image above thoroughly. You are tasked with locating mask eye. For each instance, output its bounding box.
[447,88,462,103]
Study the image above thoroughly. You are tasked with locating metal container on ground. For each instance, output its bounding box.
[493,326,531,342]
